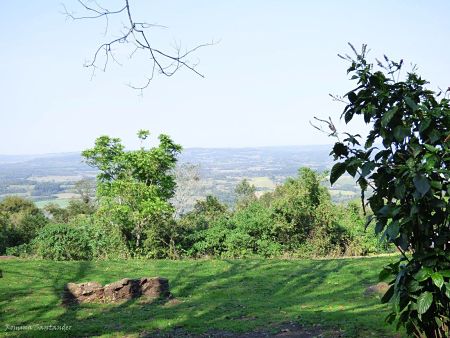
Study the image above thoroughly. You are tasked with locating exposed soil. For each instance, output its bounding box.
[0,255,16,260]
[364,282,389,297]
[146,322,344,338]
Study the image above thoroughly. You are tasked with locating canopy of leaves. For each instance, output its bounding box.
[82,131,182,255]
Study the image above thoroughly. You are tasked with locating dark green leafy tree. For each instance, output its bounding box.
[82,130,182,256]
[328,44,450,337]
[0,196,48,253]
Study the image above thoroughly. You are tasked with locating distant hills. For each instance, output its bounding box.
[0,145,359,206]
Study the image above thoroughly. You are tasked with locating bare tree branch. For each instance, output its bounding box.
[63,0,215,90]
[309,116,338,138]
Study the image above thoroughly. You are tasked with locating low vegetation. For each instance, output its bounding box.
[1,257,399,337]
[1,163,390,260]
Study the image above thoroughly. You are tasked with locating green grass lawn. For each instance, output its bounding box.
[0,257,402,337]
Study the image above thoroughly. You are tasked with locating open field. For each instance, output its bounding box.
[248,176,277,190]
[0,257,402,337]
[0,147,363,207]
[34,199,72,208]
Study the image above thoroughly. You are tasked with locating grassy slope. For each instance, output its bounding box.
[0,257,401,337]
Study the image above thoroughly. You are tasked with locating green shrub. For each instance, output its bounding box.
[190,217,230,257]
[335,201,392,256]
[0,196,48,254]
[6,242,35,258]
[33,218,129,261]
[179,168,390,259]
[34,223,93,260]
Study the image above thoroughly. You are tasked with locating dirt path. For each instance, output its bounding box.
[0,255,16,260]
[148,323,344,338]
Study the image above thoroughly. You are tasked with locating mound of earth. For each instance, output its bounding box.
[63,277,171,304]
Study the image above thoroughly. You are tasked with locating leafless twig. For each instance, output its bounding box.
[63,0,214,91]
[309,116,338,138]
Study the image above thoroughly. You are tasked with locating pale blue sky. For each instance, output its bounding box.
[1,1,449,154]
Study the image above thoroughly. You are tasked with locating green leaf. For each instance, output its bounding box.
[378,205,391,217]
[379,267,392,282]
[394,183,406,199]
[424,144,438,153]
[413,175,430,197]
[386,221,400,240]
[417,291,433,314]
[381,284,394,303]
[445,283,450,299]
[347,91,357,103]
[360,161,376,177]
[385,312,396,324]
[344,110,354,124]
[381,107,398,127]
[419,118,431,134]
[405,96,419,112]
[407,279,422,293]
[375,221,385,235]
[330,162,346,185]
[397,233,409,251]
[431,272,444,289]
[414,267,432,282]
[393,126,410,142]
[439,270,450,278]
[332,142,348,157]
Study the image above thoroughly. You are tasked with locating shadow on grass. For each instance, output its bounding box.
[1,257,398,337]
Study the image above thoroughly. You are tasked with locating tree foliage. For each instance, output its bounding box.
[0,196,47,253]
[82,130,182,255]
[182,168,383,258]
[329,44,450,337]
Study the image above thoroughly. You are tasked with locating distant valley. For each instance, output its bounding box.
[0,146,360,207]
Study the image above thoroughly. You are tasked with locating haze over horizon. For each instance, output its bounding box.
[0,143,334,157]
[1,1,449,154]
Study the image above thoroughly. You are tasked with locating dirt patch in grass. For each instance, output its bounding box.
[147,322,343,337]
[364,282,389,297]
[0,255,16,260]
[162,297,183,307]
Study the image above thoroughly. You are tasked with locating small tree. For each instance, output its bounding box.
[327,44,450,337]
[82,130,182,255]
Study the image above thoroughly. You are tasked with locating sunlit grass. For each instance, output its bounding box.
[0,257,401,337]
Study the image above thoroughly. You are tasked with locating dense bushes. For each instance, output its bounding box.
[175,168,389,259]
[0,196,48,254]
[9,218,129,260]
[1,167,390,261]
[34,222,93,260]
[0,130,391,260]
